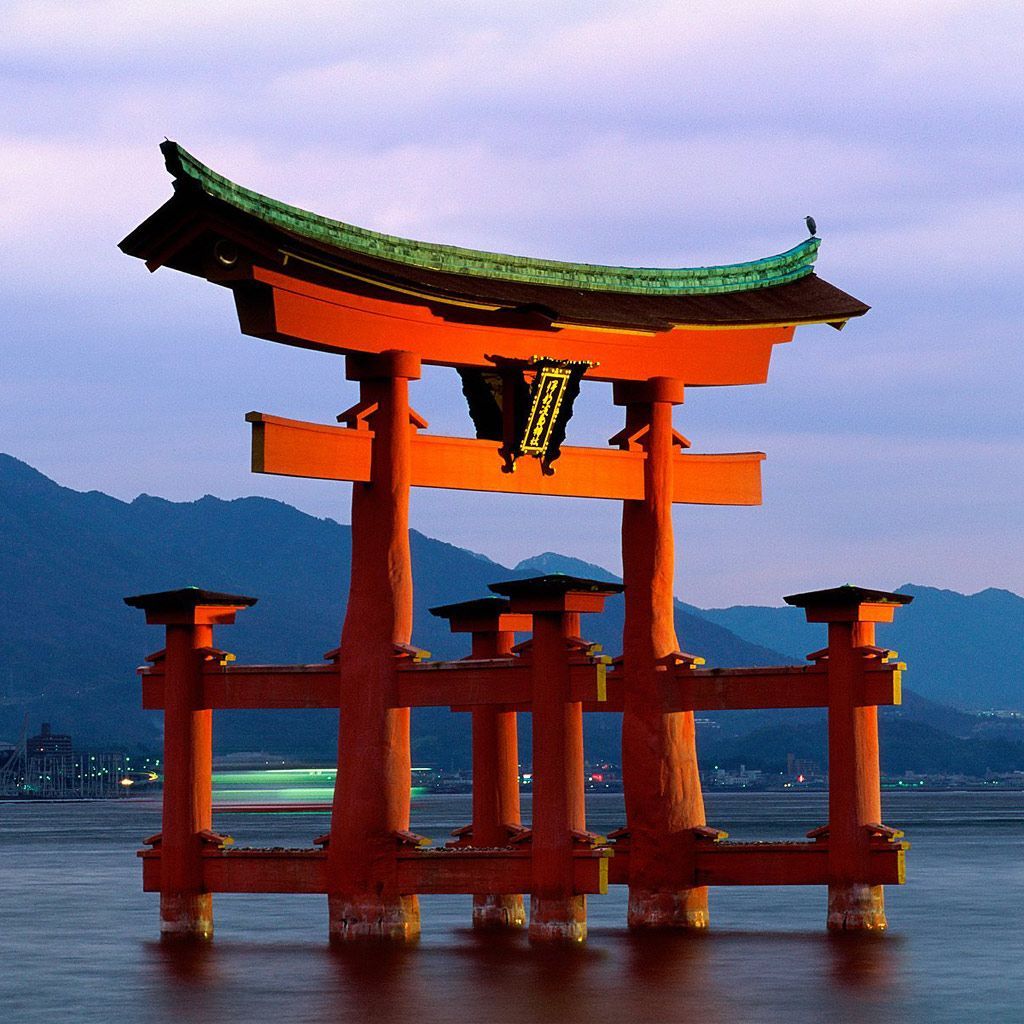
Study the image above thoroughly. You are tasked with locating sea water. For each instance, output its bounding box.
[1,790,1021,1023]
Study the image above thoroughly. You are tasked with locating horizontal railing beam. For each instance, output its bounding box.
[247,412,764,505]
[141,659,897,714]
[142,658,606,710]
[591,663,901,712]
[139,847,611,895]
[607,842,906,887]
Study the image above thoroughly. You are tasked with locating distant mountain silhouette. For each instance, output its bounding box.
[0,454,785,762]
[698,584,1024,711]
[1,453,1021,772]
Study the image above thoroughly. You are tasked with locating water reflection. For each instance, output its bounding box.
[827,931,901,992]
[5,794,1019,1024]
[149,939,220,985]
[620,928,711,986]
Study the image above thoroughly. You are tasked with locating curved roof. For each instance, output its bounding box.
[161,141,820,298]
[120,142,869,336]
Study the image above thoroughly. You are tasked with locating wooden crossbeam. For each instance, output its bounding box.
[139,840,903,893]
[606,840,905,887]
[141,659,899,712]
[247,412,764,506]
[398,659,606,707]
[589,663,902,713]
[139,846,611,896]
[236,266,794,385]
[694,842,906,886]
[140,659,606,710]
[141,663,337,710]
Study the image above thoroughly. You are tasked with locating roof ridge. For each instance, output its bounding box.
[161,140,820,297]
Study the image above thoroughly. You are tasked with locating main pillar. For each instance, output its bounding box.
[490,575,621,943]
[124,587,255,939]
[431,597,532,928]
[329,350,423,941]
[785,585,913,931]
[613,378,709,928]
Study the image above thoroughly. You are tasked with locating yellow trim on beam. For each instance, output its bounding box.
[280,249,846,335]
[664,318,848,331]
[281,250,505,312]
[549,320,659,336]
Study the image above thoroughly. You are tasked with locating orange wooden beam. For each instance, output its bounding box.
[234,266,794,385]
[141,659,606,710]
[140,847,610,896]
[399,660,606,708]
[247,412,765,506]
[140,660,898,712]
[141,664,337,710]
[693,843,905,887]
[606,842,905,887]
[590,663,901,713]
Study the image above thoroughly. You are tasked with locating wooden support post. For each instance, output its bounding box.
[613,378,709,928]
[329,350,423,942]
[785,585,913,931]
[529,611,584,942]
[124,588,256,939]
[490,576,621,943]
[430,597,531,929]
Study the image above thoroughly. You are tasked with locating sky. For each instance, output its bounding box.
[3,1,1022,607]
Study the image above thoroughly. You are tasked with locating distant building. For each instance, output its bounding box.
[786,753,823,781]
[28,722,72,758]
[1,722,132,799]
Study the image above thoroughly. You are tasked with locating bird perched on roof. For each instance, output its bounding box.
[805,215,817,237]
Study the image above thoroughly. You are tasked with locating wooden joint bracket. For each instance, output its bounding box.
[198,829,234,849]
[393,829,432,848]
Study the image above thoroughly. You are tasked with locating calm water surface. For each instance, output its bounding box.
[2,791,1021,1023]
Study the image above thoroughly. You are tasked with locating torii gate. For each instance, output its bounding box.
[121,142,908,943]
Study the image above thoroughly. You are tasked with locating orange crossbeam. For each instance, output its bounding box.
[606,842,905,887]
[139,847,610,896]
[236,266,794,386]
[141,659,898,712]
[590,663,902,712]
[693,843,906,886]
[141,664,337,710]
[399,659,606,708]
[247,412,765,506]
[141,659,606,710]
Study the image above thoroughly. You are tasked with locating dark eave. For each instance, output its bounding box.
[120,142,869,334]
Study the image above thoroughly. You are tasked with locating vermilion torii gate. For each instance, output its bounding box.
[121,142,910,943]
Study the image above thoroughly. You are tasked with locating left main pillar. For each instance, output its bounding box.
[329,350,422,941]
[125,587,256,939]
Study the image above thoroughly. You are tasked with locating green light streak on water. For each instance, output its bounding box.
[212,769,336,803]
[210,768,427,803]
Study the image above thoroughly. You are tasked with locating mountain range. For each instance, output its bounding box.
[2,452,1021,773]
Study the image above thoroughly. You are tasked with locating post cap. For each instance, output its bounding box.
[429,595,532,634]
[124,587,258,612]
[124,587,257,625]
[429,596,511,620]
[489,574,624,599]
[784,584,912,624]
[488,574,623,615]
[784,585,912,609]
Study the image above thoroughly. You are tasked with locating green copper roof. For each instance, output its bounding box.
[162,140,820,297]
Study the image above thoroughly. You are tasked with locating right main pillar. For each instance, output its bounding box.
[614,377,709,929]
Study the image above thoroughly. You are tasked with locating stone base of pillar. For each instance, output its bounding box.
[528,895,587,943]
[827,884,886,931]
[627,886,710,929]
[160,893,213,940]
[328,894,421,942]
[473,893,526,930]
